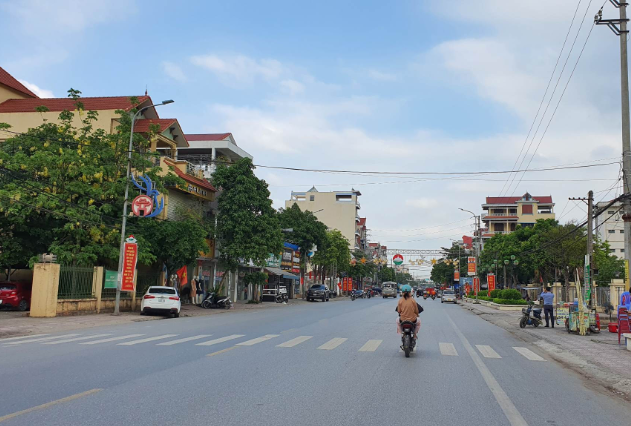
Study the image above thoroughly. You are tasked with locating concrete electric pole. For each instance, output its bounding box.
[596,1,631,292]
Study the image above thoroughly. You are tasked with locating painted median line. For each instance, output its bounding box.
[0,388,101,423]
[80,334,145,345]
[117,334,178,346]
[43,334,112,345]
[207,346,239,357]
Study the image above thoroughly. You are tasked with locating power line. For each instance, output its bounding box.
[499,0,585,196]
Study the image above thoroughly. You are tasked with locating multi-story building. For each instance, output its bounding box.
[596,201,625,258]
[285,187,362,250]
[177,133,252,179]
[481,193,555,241]
[357,218,367,252]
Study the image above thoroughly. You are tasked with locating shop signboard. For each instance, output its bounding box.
[556,307,569,326]
[266,253,281,268]
[104,270,118,289]
[454,271,460,282]
[467,257,476,276]
[121,237,138,292]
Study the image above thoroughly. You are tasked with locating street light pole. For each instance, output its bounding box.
[459,208,480,304]
[114,100,174,316]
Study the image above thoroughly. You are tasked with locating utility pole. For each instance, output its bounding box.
[570,191,594,307]
[596,1,631,295]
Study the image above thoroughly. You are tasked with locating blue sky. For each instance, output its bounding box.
[0,0,624,277]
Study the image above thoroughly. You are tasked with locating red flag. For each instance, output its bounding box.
[177,266,188,287]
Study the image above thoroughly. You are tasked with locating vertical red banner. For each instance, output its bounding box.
[473,277,480,294]
[467,257,476,276]
[121,241,138,292]
[487,274,496,297]
[454,271,460,282]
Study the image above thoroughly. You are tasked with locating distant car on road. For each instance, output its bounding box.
[382,282,397,298]
[441,290,457,304]
[0,281,31,311]
[307,284,329,302]
[141,286,181,317]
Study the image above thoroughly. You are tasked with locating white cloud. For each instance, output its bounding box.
[367,69,397,82]
[162,62,187,82]
[280,79,305,95]
[405,198,439,209]
[17,80,54,98]
[190,54,287,86]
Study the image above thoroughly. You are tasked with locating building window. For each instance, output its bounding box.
[621,230,625,234]
[608,210,615,215]
[521,205,533,215]
[310,195,315,201]
[621,249,625,253]
[609,248,616,253]
[609,230,616,234]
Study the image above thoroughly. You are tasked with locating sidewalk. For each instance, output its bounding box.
[460,300,631,400]
[0,298,313,339]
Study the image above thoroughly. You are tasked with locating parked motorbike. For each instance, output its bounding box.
[400,321,417,358]
[519,303,542,328]
[351,292,356,301]
[275,287,288,303]
[201,292,232,309]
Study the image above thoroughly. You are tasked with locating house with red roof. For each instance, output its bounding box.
[481,192,555,240]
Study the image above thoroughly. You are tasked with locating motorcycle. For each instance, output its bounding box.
[431,294,436,300]
[351,292,356,301]
[275,287,288,303]
[201,292,232,309]
[400,321,417,358]
[519,303,543,328]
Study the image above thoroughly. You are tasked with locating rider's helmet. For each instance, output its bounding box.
[401,284,412,293]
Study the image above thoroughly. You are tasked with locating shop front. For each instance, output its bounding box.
[264,267,300,299]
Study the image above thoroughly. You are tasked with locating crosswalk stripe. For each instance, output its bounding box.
[439,342,458,356]
[277,336,313,348]
[196,334,245,346]
[0,334,50,343]
[513,347,546,361]
[476,345,501,359]
[236,335,280,346]
[43,334,112,345]
[317,338,347,350]
[157,335,212,346]
[5,334,81,345]
[358,339,382,352]
[117,335,178,346]
[80,334,145,345]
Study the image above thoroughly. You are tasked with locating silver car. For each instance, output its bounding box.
[441,290,457,304]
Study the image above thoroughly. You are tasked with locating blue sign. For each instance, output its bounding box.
[131,174,164,218]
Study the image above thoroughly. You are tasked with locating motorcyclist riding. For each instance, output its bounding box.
[396,285,421,340]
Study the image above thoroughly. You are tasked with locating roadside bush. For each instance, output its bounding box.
[489,289,502,298]
[493,298,528,305]
[500,289,522,300]
[474,296,493,301]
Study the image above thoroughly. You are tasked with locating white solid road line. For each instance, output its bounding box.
[236,335,280,346]
[43,334,112,345]
[197,335,245,346]
[80,334,145,345]
[513,347,546,361]
[5,334,81,345]
[447,314,529,426]
[439,342,458,356]
[117,335,178,346]
[277,336,313,348]
[157,335,212,346]
[317,338,348,350]
[0,334,50,343]
[358,339,382,352]
[476,345,502,359]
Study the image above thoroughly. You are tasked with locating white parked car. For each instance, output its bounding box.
[140,286,181,318]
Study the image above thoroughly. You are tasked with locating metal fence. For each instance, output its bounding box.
[136,271,161,297]
[58,266,95,299]
[595,287,611,308]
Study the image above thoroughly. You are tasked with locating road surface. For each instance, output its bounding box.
[1,297,629,425]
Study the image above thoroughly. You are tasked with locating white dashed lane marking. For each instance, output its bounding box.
[513,347,546,361]
[277,336,313,348]
[476,345,502,359]
[317,338,348,350]
[236,335,279,346]
[439,342,458,356]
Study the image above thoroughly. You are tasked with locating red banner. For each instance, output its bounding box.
[343,278,348,292]
[473,277,480,294]
[467,257,476,276]
[454,271,460,282]
[176,266,188,288]
[487,274,496,296]
[121,242,138,292]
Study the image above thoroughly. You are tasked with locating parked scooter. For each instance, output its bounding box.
[275,287,288,303]
[201,292,232,309]
[519,302,543,328]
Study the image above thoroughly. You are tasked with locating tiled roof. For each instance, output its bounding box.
[0,95,150,113]
[485,196,553,205]
[133,119,177,134]
[358,218,366,226]
[0,67,38,98]
[171,166,216,192]
[368,243,379,247]
[184,133,231,141]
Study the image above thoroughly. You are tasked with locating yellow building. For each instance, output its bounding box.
[481,193,555,241]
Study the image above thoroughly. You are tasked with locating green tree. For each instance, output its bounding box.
[430,261,454,285]
[378,266,396,283]
[212,158,283,272]
[311,229,350,283]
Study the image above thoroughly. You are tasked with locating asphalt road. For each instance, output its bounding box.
[1,296,630,426]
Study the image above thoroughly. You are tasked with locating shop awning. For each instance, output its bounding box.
[266,267,300,280]
[282,272,300,280]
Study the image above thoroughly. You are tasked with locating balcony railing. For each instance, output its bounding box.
[485,213,517,217]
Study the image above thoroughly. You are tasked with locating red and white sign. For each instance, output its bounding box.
[131,195,154,217]
[487,274,496,296]
[454,271,460,282]
[393,254,404,265]
[473,277,480,294]
[121,241,138,292]
[467,257,476,276]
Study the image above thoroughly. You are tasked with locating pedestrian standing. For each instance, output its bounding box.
[540,286,555,328]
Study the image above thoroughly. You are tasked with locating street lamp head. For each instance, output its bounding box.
[161,100,174,105]
[504,260,509,265]
[514,260,519,265]
[510,255,516,261]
